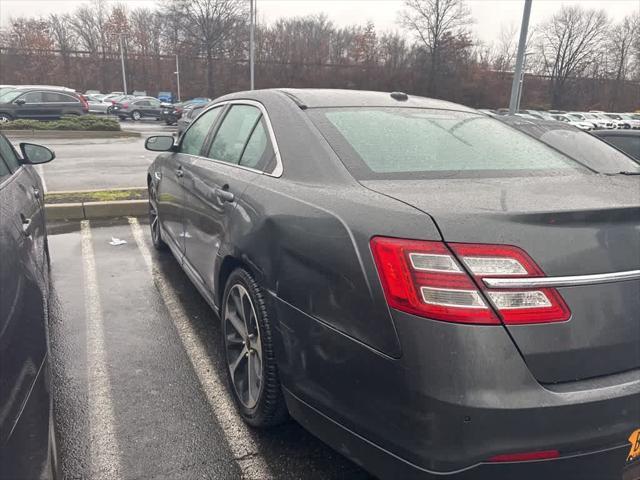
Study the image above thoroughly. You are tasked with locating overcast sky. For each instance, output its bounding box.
[0,0,637,44]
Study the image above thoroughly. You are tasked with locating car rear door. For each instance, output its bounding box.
[0,135,48,451]
[182,102,274,293]
[148,99,162,118]
[156,105,223,257]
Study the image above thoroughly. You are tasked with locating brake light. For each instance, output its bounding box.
[370,237,570,325]
[79,95,89,112]
[122,103,129,108]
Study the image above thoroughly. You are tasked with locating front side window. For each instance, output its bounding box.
[207,105,261,164]
[0,135,21,173]
[22,91,43,103]
[179,106,222,155]
[44,92,79,103]
[310,108,582,179]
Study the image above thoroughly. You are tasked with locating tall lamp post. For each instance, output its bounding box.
[174,54,181,102]
[250,0,255,90]
[516,52,533,112]
[508,0,532,115]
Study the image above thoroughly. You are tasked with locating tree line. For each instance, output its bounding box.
[0,0,638,110]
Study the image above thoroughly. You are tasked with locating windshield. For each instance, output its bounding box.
[309,108,583,179]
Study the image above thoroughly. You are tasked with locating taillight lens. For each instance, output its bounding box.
[122,103,129,108]
[370,237,570,325]
[79,95,89,111]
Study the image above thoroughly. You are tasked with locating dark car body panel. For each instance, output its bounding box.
[148,89,640,479]
[0,135,54,479]
[594,130,640,162]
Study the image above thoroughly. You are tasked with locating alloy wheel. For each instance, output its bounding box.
[224,284,263,410]
[132,111,141,121]
[0,115,10,123]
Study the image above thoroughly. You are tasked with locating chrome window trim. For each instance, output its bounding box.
[483,270,640,289]
[200,99,283,177]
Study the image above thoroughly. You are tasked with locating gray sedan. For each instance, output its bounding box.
[145,89,640,480]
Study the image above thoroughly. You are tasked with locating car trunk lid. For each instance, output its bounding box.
[362,174,640,383]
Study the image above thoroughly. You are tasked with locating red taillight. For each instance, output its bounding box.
[370,237,570,325]
[488,449,560,462]
[79,95,89,112]
[122,103,129,108]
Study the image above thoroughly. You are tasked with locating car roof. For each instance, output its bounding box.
[217,88,478,112]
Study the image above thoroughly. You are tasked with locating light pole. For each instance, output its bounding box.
[174,54,181,102]
[516,52,533,112]
[117,33,128,95]
[508,0,532,115]
[250,0,255,90]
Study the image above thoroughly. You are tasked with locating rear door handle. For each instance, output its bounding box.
[215,188,235,203]
[175,167,184,178]
[33,186,40,199]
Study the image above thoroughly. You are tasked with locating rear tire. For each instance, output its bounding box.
[148,180,167,251]
[222,268,288,428]
[0,113,13,123]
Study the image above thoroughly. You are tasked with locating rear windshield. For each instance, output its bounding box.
[309,108,582,179]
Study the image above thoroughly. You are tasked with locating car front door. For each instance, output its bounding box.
[0,135,48,463]
[156,105,223,258]
[182,102,275,294]
[14,91,45,120]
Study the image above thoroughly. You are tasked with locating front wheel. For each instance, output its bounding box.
[222,268,288,428]
[131,110,141,121]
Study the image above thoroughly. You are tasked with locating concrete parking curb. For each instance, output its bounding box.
[2,129,140,139]
[46,200,148,221]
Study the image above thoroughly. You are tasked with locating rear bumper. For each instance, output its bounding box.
[284,387,631,480]
[274,297,640,479]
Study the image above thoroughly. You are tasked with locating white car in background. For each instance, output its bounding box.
[552,114,593,131]
[85,94,111,114]
[567,112,612,129]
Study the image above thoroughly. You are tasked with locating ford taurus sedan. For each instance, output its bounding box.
[145,89,640,480]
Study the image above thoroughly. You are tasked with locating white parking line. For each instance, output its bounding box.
[80,220,122,479]
[128,217,273,479]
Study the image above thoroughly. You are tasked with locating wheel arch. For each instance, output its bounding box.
[217,255,260,309]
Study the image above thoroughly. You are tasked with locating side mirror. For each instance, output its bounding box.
[15,98,26,106]
[145,135,175,152]
[20,143,55,164]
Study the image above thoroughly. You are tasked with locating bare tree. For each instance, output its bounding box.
[537,5,609,108]
[399,0,472,95]
[167,0,247,97]
[608,13,638,109]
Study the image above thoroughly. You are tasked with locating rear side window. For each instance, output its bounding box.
[239,119,274,170]
[44,92,79,103]
[0,136,21,172]
[207,105,261,165]
[310,108,581,179]
[180,106,222,155]
[135,100,150,106]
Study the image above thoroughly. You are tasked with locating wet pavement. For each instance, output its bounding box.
[48,218,371,480]
[8,119,175,192]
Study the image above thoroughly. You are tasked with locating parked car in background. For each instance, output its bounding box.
[133,90,147,97]
[0,87,87,122]
[161,97,211,125]
[177,103,207,136]
[85,89,101,96]
[85,95,111,114]
[0,132,57,479]
[603,113,632,129]
[617,113,640,129]
[113,97,162,121]
[593,130,640,162]
[145,89,640,480]
[552,113,593,131]
[157,91,173,103]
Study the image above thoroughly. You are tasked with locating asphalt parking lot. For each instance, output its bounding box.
[12,119,175,192]
[48,218,371,479]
